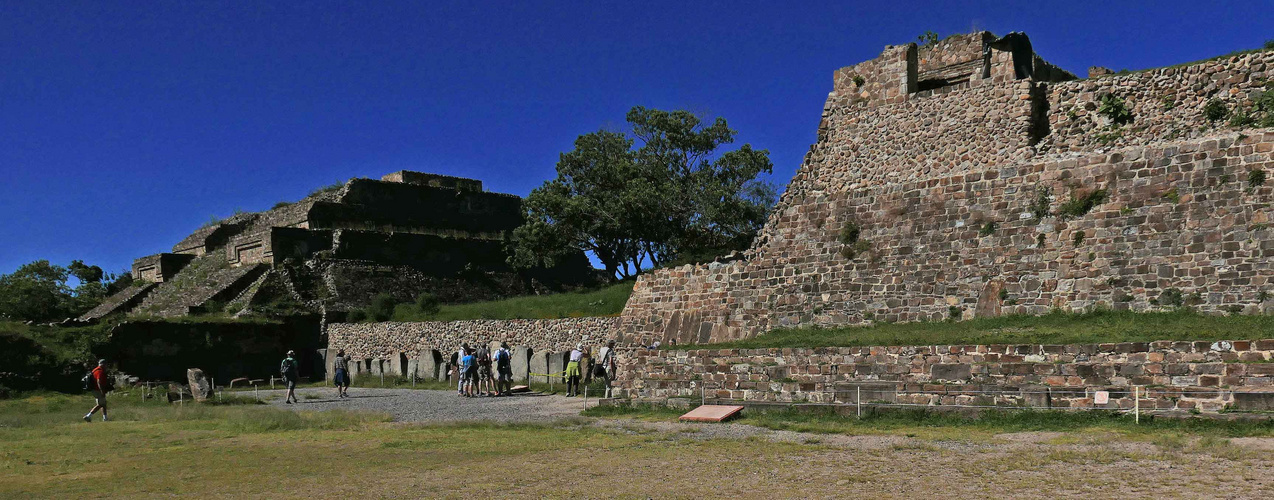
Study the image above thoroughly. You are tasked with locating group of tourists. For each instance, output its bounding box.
[453,341,514,397]
[565,340,617,397]
[78,339,620,421]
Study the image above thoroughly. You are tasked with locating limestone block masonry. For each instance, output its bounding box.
[614,340,1274,412]
[618,33,1274,346]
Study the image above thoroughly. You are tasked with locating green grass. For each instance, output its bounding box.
[676,309,1274,350]
[388,281,634,321]
[584,404,1274,439]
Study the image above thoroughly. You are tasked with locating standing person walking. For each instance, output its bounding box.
[565,344,583,397]
[597,340,618,398]
[460,346,478,397]
[475,342,493,396]
[82,359,111,422]
[332,349,351,399]
[281,350,300,404]
[454,344,469,396]
[494,342,513,396]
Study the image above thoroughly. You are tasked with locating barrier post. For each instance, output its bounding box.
[584,386,588,411]
[857,387,862,418]
[1134,386,1140,424]
[701,383,705,406]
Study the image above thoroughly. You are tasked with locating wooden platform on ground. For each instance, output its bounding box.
[679,405,744,422]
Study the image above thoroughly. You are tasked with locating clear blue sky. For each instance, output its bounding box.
[3,1,1271,277]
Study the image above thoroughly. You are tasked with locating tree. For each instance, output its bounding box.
[0,260,130,322]
[0,261,74,322]
[511,107,776,279]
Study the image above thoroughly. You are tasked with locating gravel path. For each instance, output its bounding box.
[253,387,587,423]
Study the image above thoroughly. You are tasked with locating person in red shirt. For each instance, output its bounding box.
[84,359,109,422]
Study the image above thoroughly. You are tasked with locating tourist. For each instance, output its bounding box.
[494,342,513,396]
[565,343,583,397]
[332,349,350,399]
[476,342,493,396]
[461,346,478,397]
[82,359,110,422]
[281,350,300,404]
[597,340,617,398]
[455,344,469,396]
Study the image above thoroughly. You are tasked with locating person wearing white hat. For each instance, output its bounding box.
[565,344,583,397]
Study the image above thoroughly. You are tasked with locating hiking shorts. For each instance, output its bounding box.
[93,390,107,407]
[333,369,350,387]
[479,365,493,381]
[284,378,297,390]
[497,368,512,382]
[464,368,478,383]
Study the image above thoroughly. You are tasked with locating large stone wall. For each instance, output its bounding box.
[327,317,622,360]
[618,35,1274,346]
[1046,50,1274,152]
[614,339,1274,412]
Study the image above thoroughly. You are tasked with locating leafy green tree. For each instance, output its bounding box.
[0,260,130,322]
[511,107,776,278]
[0,261,74,322]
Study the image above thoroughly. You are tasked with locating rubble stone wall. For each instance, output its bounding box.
[619,40,1274,347]
[614,339,1274,412]
[327,317,622,360]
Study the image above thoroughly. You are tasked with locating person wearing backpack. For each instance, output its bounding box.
[460,347,478,397]
[281,350,300,404]
[83,359,111,422]
[494,342,513,396]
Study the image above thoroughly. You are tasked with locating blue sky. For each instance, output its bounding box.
[3,1,1272,276]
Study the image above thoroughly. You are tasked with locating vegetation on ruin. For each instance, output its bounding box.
[670,308,1274,350]
[1203,98,1230,122]
[1096,94,1133,126]
[381,280,636,322]
[510,106,777,279]
[1056,188,1108,219]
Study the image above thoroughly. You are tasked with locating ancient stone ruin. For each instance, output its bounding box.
[619,31,1274,346]
[82,170,598,320]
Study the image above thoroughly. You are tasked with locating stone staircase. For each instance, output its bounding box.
[132,252,268,317]
[77,282,157,321]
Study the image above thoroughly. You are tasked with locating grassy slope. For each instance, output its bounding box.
[682,309,1274,350]
[390,281,634,322]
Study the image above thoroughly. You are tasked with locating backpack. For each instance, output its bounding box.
[495,348,509,367]
[280,358,295,377]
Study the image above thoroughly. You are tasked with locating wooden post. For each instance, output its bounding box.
[857,386,862,418]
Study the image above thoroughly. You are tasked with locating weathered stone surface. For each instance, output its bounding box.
[617,32,1274,346]
[930,364,972,381]
[186,368,211,401]
[530,352,548,384]
[511,347,531,383]
[327,317,623,361]
[615,339,1274,412]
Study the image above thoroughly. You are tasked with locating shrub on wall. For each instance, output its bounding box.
[1097,94,1133,126]
[1251,169,1269,189]
[1057,189,1108,218]
[1029,187,1051,220]
[1203,99,1229,122]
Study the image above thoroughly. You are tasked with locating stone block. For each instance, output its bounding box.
[930,364,972,381]
[547,352,565,383]
[512,346,532,383]
[530,352,549,384]
[1233,391,1274,411]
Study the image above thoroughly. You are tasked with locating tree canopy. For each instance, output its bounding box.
[511,106,777,279]
[0,260,131,322]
